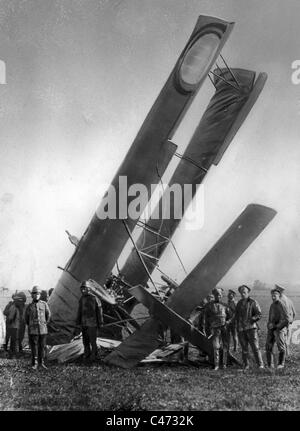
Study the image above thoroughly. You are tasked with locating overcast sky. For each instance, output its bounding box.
[0,0,300,291]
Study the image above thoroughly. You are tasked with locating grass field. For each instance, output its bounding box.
[0,291,299,411]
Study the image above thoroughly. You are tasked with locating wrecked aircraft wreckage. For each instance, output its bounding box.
[47,15,277,367]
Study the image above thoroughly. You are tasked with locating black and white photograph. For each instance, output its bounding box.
[0,0,300,413]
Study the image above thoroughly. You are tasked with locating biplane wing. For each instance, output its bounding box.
[104,204,276,368]
[48,15,234,344]
[120,70,268,287]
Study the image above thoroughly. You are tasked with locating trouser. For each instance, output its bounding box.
[205,324,211,338]
[228,323,238,351]
[29,334,47,365]
[211,326,229,367]
[286,324,292,356]
[238,329,263,367]
[6,328,18,356]
[4,324,11,351]
[265,327,287,366]
[82,326,98,360]
[18,324,25,352]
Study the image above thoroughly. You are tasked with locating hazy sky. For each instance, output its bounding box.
[0,0,300,291]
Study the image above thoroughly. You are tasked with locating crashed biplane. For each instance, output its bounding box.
[47,15,276,367]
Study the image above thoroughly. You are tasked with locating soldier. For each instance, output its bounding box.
[201,294,215,337]
[12,292,27,355]
[189,299,208,360]
[77,280,104,362]
[274,284,296,356]
[265,287,289,369]
[190,299,208,331]
[227,289,238,352]
[3,295,20,358]
[3,296,14,353]
[235,285,264,370]
[203,287,232,370]
[25,286,51,370]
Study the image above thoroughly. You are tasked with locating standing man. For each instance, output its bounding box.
[203,287,232,370]
[77,280,104,363]
[274,284,296,355]
[13,292,27,355]
[3,295,14,353]
[190,299,208,331]
[265,287,289,369]
[201,294,215,337]
[25,286,51,370]
[3,294,20,358]
[227,289,238,352]
[235,285,264,370]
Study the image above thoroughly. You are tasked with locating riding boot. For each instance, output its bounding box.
[242,352,249,370]
[31,357,38,370]
[254,350,264,368]
[277,351,286,369]
[213,349,220,370]
[222,349,228,369]
[266,351,274,368]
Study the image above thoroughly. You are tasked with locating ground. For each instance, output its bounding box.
[0,343,299,411]
[1,291,300,411]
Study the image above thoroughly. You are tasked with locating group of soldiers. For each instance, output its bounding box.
[3,286,52,369]
[191,284,296,371]
[2,281,103,370]
[1,281,296,372]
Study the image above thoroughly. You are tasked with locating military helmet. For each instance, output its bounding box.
[80,280,90,290]
[238,284,251,293]
[271,286,282,295]
[30,285,41,294]
[12,291,27,302]
[274,284,285,294]
[212,287,223,295]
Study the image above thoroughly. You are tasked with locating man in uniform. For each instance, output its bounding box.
[25,286,51,370]
[274,284,296,356]
[200,294,215,337]
[77,280,104,362]
[265,286,289,369]
[203,287,232,370]
[190,299,208,331]
[12,292,27,355]
[3,294,20,358]
[235,285,264,370]
[227,289,238,352]
[3,295,14,353]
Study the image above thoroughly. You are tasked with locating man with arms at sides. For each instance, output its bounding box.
[274,284,296,356]
[25,286,51,370]
[77,280,104,363]
[266,286,289,369]
[227,289,238,353]
[203,287,232,371]
[235,285,264,370]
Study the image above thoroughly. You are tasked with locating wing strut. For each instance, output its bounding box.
[122,220,162,298]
